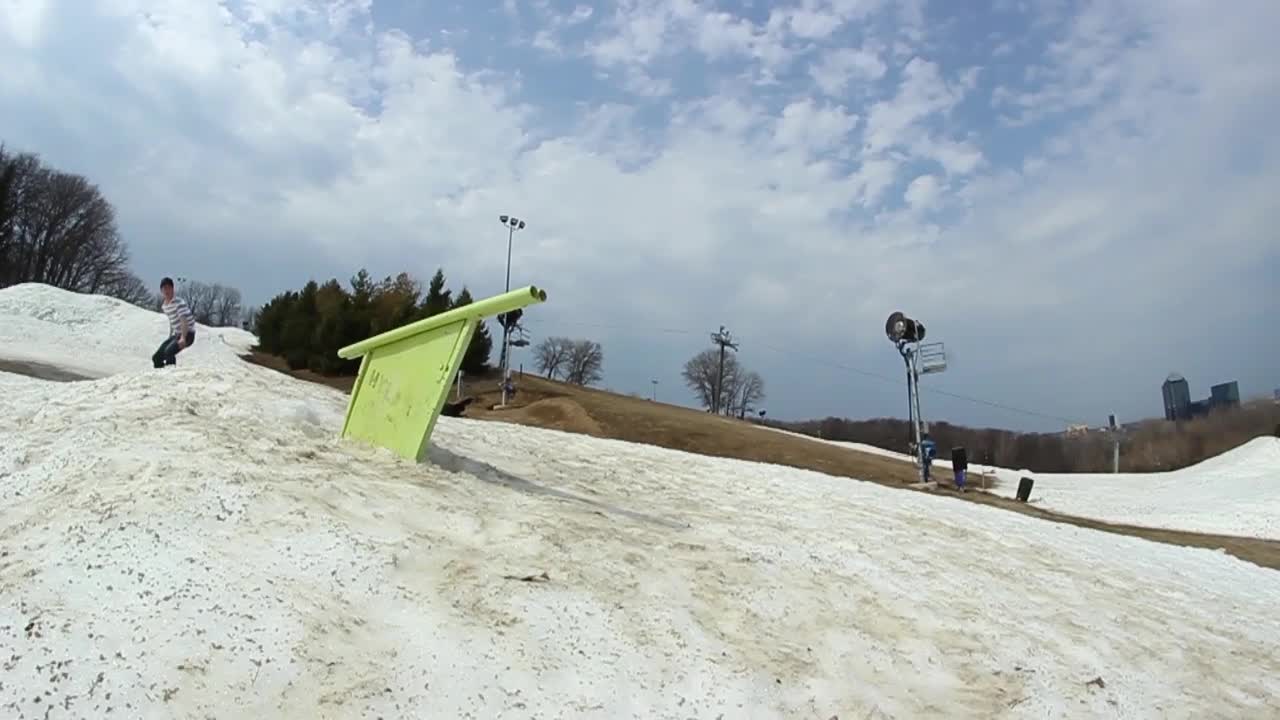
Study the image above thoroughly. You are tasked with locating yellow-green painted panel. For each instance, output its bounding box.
[341,317,476,461]
[337,283,549,461]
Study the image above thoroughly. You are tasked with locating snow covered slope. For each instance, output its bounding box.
[983,437,1280,540]
[0,282,256,377]
[766,426,1280,540]
[3,284,1280,718]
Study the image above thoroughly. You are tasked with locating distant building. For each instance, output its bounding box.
[1162,373,1192,421]
[1162,373,1242,421]
[1187,399,1212,419]
[1210,381,1240,408]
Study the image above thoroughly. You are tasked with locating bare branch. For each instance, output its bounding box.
[563,339,604,386]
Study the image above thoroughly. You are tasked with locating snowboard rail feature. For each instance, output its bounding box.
[336,285,548,461]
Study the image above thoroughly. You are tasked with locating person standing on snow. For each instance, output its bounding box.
[919,433,937,483]
[153,276,196,368]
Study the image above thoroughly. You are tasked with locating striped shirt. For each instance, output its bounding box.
[163,296,196,336]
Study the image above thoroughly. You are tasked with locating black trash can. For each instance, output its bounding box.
[1016,476,1034,502]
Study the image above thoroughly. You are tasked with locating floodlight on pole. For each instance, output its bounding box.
[497,214,527,407]
[885,310,946,483]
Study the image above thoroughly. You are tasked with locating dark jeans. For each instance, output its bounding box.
[153,331,196,368]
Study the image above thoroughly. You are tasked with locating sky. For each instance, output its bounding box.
[1,0,1277,432]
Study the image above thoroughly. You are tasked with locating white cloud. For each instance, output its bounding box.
[1,0,1277,426]
[771,0,889,39]
[526,2,593,54]
[586,2,671,67]
[782,7,843,39]
[773,100,859,154]
[810,46,888,95]
[587,0,795,80]
[863,58,964,152]
[903,174,941,211]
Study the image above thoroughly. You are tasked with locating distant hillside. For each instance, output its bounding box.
[769,400,1280,474]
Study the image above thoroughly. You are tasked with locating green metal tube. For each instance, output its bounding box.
[337,284,548,359]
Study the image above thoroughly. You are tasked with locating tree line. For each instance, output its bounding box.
[767,398,1280,474]
[1,142,244,325]
[252,268,495,376]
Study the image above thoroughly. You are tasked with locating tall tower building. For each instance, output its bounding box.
[1162,373,1192,421]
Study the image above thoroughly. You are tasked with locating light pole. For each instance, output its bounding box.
[651,379,658,401]
[498,214,526,406]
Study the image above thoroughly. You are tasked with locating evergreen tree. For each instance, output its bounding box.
[419,267,452,319]
[310,279,351,373]
[451,286,492,374]
[370,271,420,335]
[254,290,298,354]
[345,268,375,357]
[349,268,374,304]
[280,280,320,369]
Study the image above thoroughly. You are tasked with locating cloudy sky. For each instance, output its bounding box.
[2,0,1277,431]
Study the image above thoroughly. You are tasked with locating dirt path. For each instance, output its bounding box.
[241,351,1280,571]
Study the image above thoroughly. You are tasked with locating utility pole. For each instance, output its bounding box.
[1109,413,1120,473]
[710,325,738,415]
[497,214,526,407]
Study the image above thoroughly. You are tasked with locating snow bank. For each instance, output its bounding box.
[0,282,256,377]
[2,284,1280,717]
[985,437,1280,540]
[766,426,1280,540]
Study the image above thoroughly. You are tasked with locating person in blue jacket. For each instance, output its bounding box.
[920,434,937,482]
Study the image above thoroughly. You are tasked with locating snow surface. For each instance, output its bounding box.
[3,284,1280,719]
[765,426,1280,540]
[983,438,1280,540]
[0,282,256,377]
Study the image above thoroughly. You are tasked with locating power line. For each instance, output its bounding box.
[519,316,1089,427]
[754,340,1088,426]
[521,317,699,335]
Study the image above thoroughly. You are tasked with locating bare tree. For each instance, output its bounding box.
[730,371,766,418]
[212,284,243,327]
[564,339,604,385]
[0,146,133,294]
[533,336,573,379]
[682,347,743,413]
[175,280,245,326]
[183,281,219,324]
[0,146,40,279]
[103,272,158,310]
